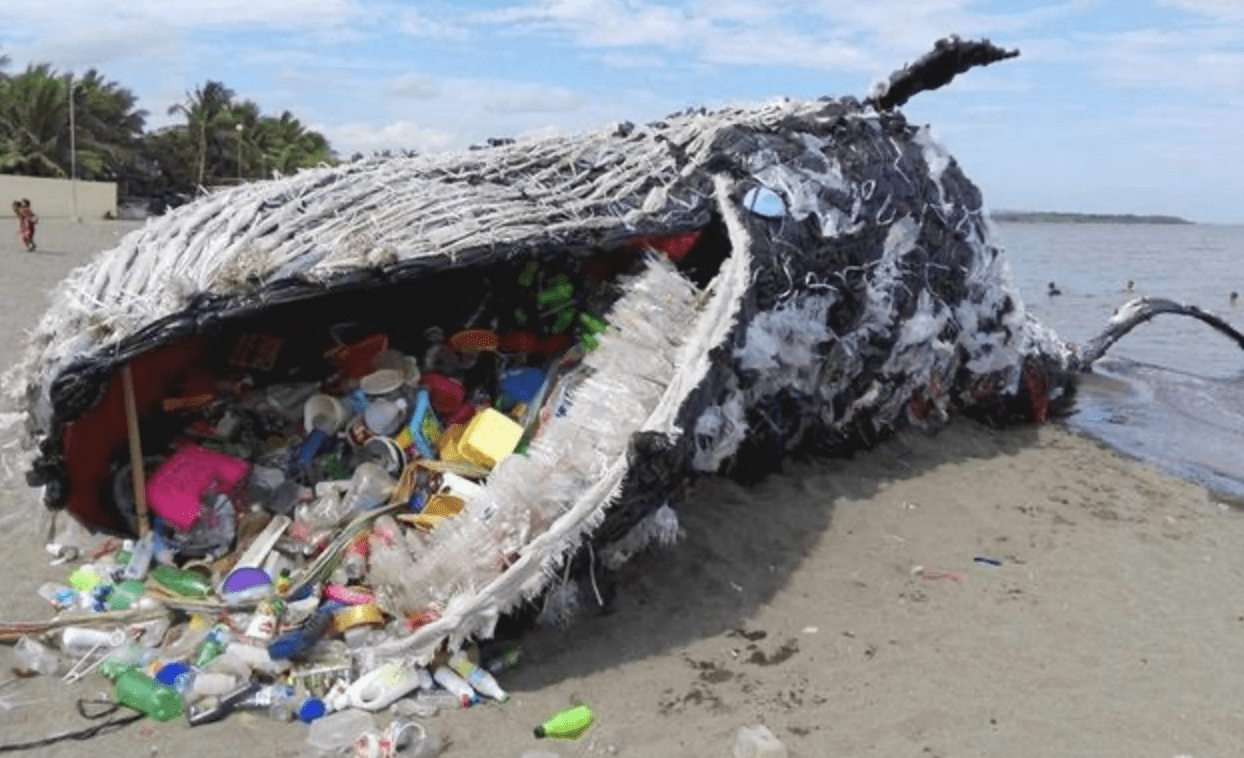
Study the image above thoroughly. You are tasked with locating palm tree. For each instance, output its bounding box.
[252,110,335,177]
[167,81,236,187]
[68,69,148,182]
[0,63,146,181]
[0,64,70,176]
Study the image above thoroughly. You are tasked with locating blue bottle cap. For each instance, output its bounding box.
[298,697,327,723]
[155,661,192,688]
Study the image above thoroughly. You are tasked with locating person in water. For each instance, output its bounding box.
[1232,291,1239,306]
[1125,280,1135,293]
[1047,281,1061,296]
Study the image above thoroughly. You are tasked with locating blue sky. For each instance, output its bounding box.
[2,1,1242,223]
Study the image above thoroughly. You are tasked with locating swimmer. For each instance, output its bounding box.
[1232,291,1239,306]
[1125,280,1134,293]
[1047,281,1062,296]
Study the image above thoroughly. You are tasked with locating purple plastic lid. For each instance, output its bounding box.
[221,566,271,594]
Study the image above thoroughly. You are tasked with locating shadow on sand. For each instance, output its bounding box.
[503,420,1043,690]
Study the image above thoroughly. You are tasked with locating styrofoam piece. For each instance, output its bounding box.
[733,725,788,758]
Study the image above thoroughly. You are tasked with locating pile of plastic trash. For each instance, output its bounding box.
[7,259,623,755]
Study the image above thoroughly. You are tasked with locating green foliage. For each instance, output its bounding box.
[0,53,336,203]
[0,64,148,183]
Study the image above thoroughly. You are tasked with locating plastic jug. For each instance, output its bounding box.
[330,662,426,712]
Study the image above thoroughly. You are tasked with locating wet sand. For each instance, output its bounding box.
[3,220,1243,757]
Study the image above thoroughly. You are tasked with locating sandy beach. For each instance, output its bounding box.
[3,220,1243,758]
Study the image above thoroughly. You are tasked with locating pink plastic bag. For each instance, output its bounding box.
[146,445,250,532]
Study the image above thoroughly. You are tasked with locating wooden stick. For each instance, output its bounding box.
[120,364,149,539]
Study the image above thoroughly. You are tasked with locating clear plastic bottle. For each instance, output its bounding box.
[120,532,155,581]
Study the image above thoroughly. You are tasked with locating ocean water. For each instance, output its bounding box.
[994,221,1244,500]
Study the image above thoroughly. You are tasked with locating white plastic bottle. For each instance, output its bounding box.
[60,626,127,655]
[432,665,480,708]
[447,650,509,702]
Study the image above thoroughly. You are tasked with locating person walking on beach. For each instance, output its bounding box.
[13,198,37,251]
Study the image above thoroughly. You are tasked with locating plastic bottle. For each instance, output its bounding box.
[238,683,300,722]
[120,533,155,581]
[268,604,334,661]
[37,581,80,611]
[61,626,128,656]
[534,704,594,739]
[447,651,509,702]
[185,680,263,726]
[400,688,466,716]
[106,580,146,611]
[193,624,233,667]
[98,644,158,680]
[244,596,287,642]
[149,565,211,598]
[210,641,290,678]
[342,462,397,513]
[113,668,184,722]
[14,636,60,676]
[431,665,479,708]
[484,644,522,674]
[189,671,239,699]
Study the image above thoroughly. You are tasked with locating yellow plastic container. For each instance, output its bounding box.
[437,423,469,463]
[458,408,523,469]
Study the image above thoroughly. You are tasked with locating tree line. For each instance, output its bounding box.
[0,49,335,210]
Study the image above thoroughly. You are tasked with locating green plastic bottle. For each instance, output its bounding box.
[149,566,210,599]
[106,580,146,611]
[113,668,184,722]
[534,704,594,739]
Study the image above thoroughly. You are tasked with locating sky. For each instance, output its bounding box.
[1,1,1242,223]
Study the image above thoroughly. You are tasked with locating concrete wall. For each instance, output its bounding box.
[0,175,117,219]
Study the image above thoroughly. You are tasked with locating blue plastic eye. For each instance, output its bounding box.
[743,186,786,218]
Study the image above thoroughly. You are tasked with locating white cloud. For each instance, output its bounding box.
[1084,27,1244,94]
[323,120,456,157]
[384,74,442,100]
[1156,0,1244,23]
[397,8,470,40]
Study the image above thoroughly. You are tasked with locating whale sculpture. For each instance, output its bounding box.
[4,38,1241,659]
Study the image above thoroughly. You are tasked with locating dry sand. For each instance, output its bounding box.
[3,220,1243,758]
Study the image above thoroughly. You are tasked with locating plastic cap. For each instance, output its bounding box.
[155,662,193,688]
[298,698,327,723]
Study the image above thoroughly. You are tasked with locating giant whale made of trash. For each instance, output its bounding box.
[4,37,1242,664]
